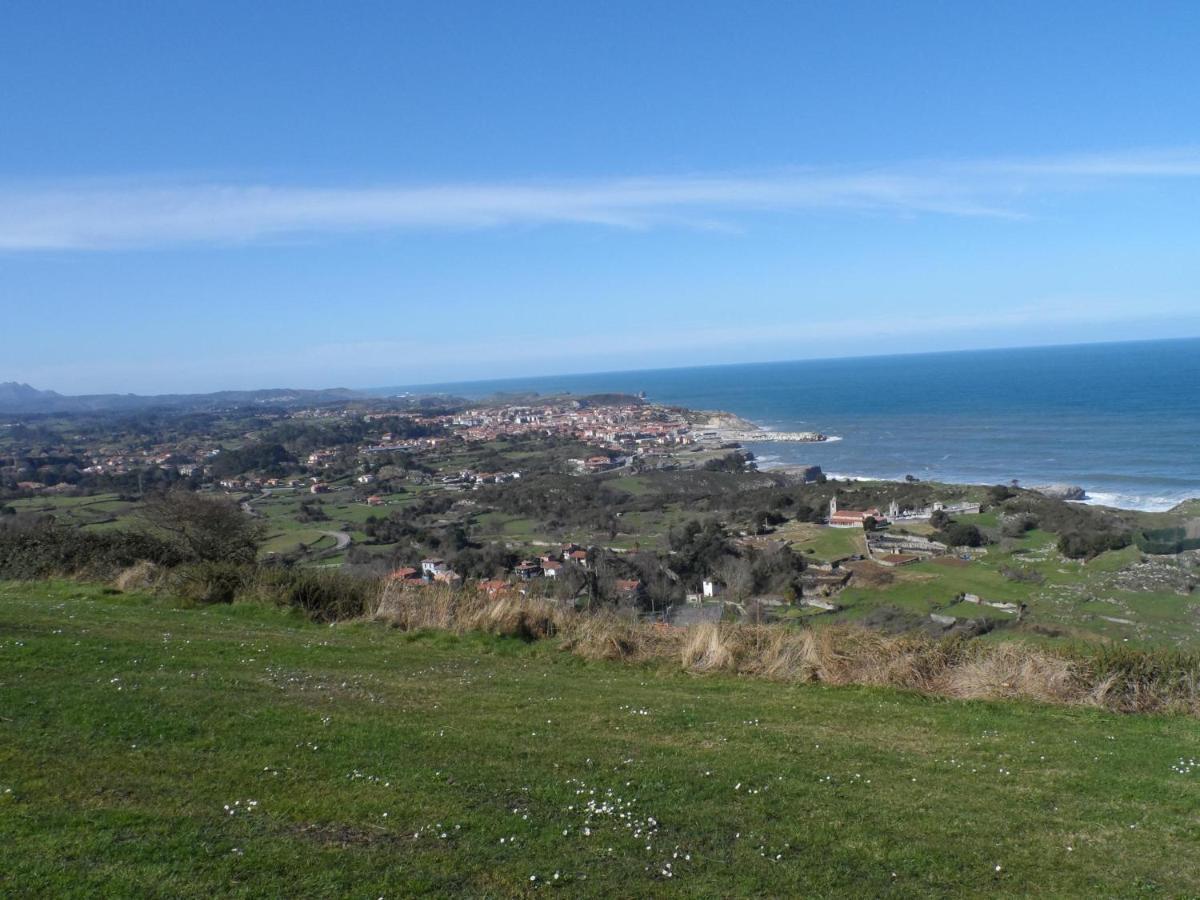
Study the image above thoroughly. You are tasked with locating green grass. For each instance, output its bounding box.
[259,529,337,556]
[777,522,865,562]
[2,581,1199,897]
[815,524,1200,648]
[9,492,142,530]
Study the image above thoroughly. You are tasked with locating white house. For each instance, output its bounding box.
[421,558,448,577]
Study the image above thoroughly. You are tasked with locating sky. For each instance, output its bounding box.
[3,1,1200,394]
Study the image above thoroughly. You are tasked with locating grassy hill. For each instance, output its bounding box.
[2,581,1199,897]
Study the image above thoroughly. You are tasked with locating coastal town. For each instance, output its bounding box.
[0,394,823,495]
[7,388,1193,648]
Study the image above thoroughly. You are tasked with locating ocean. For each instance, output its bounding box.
[391,338,1200,512]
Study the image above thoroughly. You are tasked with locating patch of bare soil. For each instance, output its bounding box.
[930,556,970,568]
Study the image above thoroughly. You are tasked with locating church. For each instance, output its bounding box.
[827,497,887,528]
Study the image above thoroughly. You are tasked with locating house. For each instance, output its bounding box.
[310,482,331,494]
[827,497,885,528]
[357,473,377,484]
[421,558,448,577]
[433,570,462,586]
[513,560,543,580]
[702,578,724,598]
[541,560,563,578]
[583,455,620,473]
[614,578,643,599]
[366,495,384,506]
[389,567,422,582]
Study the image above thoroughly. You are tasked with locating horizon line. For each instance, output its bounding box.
[8,334,1199,401]
[384,334,1200,394]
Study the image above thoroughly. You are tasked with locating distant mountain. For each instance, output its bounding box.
[0,383,367,415]
[0,382,64,407]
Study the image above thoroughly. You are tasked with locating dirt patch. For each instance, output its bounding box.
[844,561,898,587]
[930,556,971,568]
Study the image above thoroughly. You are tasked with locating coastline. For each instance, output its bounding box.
[707,414,1196,514]
[690,410,832,444]
[751,456,1195,513]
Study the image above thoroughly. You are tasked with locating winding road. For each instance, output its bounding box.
[322,530,352,552]
[242,490,353,557]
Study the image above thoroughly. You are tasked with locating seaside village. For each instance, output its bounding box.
[384,477,988,622]
[294,398,703,494]
[6,394,995,621]
[4,397,692,491]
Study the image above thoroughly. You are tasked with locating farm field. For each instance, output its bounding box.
[2,581,1199,897]
[822,524,1200,649]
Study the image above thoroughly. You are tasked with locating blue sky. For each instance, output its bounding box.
[3,1,1200,393]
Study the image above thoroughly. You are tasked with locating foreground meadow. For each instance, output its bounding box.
[2,581,1199,897]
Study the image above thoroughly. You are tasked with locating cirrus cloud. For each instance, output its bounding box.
[1,147,1199,250]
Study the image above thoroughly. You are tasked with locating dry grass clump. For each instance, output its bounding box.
[562,613,680,662]
[680,623,739,672]
[372,581,570,641]
[113,560,164,593]
[745,628,821,681]
[367,580,1200,716]
[932,642,1083,704]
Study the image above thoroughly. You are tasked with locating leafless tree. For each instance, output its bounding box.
[140,490,264,564]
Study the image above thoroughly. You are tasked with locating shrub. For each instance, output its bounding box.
[168,560,250,605]
[114,560,165,592]
[1000,513,1038,538]
[140,490,264,564]
[0,522,183,580]
[988,484,1016,504]
[1057,529,1130,560]
[935,523,985,548]
[1000,565,1045,585]
[245,567,379,622]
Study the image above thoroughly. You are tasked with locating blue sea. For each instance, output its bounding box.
[390,338,1200,512]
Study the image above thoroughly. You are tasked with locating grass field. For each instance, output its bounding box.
[2,581,1199,897]
[776,520,866,561]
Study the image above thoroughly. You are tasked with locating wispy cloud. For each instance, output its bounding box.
[2,148,1199,250]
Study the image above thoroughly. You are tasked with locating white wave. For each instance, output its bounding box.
[1079,491,1197,513]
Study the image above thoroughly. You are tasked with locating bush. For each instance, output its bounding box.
[168,560,250,605]
[1001,513,1038,538]
[935,523,985,548]
[140,490,264,564]
[703,453,747,473]
[243,567,379,621]
[0,522,183,580]
[1135,527,1200,555]
[1000,565,1045,585]
[988,484,1016,504]
[114,560,165,592]
[1058,530,1131,560]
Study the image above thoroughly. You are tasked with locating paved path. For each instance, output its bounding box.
[322,530,352,552]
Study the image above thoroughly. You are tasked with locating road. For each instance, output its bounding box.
[242,491,352,557]
[322,530,352,552]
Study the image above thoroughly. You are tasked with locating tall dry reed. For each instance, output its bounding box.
[369,582,1200,716]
